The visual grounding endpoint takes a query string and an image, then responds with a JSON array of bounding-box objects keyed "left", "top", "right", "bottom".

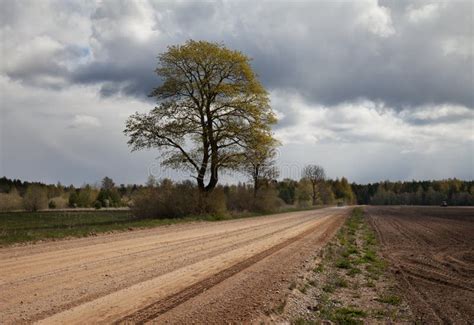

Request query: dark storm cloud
[
  {"left": 74, "top": 0, "right": 473, "bottom": 109},
  {"left": 5, "top": 0, "right": 471, "bottom": 110},
  {"left": 72, "top": 60, "right": 157, "bottom": 98}
]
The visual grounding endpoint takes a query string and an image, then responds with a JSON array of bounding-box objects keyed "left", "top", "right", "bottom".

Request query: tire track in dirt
[
  {"left": 116, "top": 217, "right": 335, "bottom": 323},
  {"left": 1, "top": 212, "right": 312, "bottom": 285},
  {"left": 147, "top": 210, "right": 347, "bottom": 324}
]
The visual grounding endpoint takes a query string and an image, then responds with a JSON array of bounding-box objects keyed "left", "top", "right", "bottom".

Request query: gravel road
[{"left": 0, "top": 207, "right": 348, "bottom": 324}]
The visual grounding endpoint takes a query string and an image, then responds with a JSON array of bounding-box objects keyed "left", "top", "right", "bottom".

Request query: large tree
[
  {"left": 302, "top": 164, "right": 326, "bottom": 205},
  {"left": 125, "top": 40, "right": 276, "bottom": 193}
]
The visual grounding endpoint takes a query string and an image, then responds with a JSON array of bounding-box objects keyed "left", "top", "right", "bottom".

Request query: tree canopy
[
  {"left": 125, "top": 40, "right": 277, "bottom": 192},
  {"left": 302, "top": 164, "right": 326, "bottom": 205},
  {"left": 243, "top": 133, "right": 280, "bottom": 197}
]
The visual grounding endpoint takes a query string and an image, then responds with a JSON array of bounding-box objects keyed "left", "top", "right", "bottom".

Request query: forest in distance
[{"left": 1, "top": 175, "right": 472, "bottom": 215}]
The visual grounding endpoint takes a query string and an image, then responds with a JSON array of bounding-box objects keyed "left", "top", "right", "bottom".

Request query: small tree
[
  {"left": 302, "top": 165, "right": 326, "bottom": 205},
  {"left": 68, "top": 191, "right": 78, "bottom": 208},
  {"left": 296, "top": 179, "right": 313, "bottom": 207},
  {"left": 243, "top": 133, "right": 280, "bottom": 198},
  {"left": 95, "top": 177, "right": 120, "bottom": 207},
  {"left": 48, "top": 200, "right": 57, "bottom": 209},
  {"left": 145, "top": 175, "right": 157, "bottom": 188},
  {"left": 319, "top": 182, "right": 335, "bottom": 205},
  {"left": 101, "top": 177, "right": 115, "bottom": 191},
  {"left": 277, "top": 179, "right": 298, "bottom": 204},
  {"left": 76, "top": 185, "right": 97, "bottom": 207},
  {"left": 0, "top": 187, "right": 23, "bottom": 211},
  {"left": 24, "top": 185, "right": 48, "bottom": 211}
]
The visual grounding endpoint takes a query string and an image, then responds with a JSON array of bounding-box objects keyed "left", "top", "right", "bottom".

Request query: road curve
[{"left": 0, "top": 207, "right": 348, "bottom": 324}]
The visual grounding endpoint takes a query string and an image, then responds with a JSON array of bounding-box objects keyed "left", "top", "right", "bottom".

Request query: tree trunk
[
  {"left": 312, "top": 182, "right": 317, "bottom": 206},
  {"left": 253, "top": 165, "right": 260, "bottom": 199}
]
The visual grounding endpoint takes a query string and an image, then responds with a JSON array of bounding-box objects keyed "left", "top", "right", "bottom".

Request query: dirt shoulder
[{"left": 269, "top": 207, "right": 413, "bottom": 324}]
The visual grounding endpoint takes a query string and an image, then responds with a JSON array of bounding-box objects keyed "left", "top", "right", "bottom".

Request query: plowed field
[{"left": 367, "top": 206, "right": 474, "bottom": 324}]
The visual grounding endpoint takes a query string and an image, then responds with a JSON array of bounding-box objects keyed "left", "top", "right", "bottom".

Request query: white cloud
[
  {"left": 68, "top": 115, "right": 101, "bottom": 129},
  {"left": 407, "top": 3, "right": 440, "bottom": 23},
  {"left": 355, "top": 1, "right": 395, "bottom": 37},
  {"left": 273, "top": 93, "right": 473, "bottom": 155}
]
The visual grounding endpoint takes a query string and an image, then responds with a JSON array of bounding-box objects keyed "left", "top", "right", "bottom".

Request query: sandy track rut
[{"left": 0, "top": 207, "right": 347, "bottom": 324}]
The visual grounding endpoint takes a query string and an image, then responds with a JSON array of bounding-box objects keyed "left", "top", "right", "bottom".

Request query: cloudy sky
[{"left": 1, "top": 0, "right": 473, "bottom": 186}]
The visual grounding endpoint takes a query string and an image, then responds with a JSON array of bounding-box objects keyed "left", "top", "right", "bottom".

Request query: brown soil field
[
  {"left": 367, "top": 206, "right": 474, "bottom": 324},
  {"left": 0, "top": 207, "right": 348, "bottom": 324}
]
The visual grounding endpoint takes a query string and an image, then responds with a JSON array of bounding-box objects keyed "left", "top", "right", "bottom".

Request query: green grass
[
  {"left": 299, "top": 283, "right": 310, "bottom": 294},
  {"left": 335, "top": 257, "right": 352, "bottom": 269},
  {"left": 376, "top": 294, "right": 402, "bottom": 305},
  {"left": 293, "top": 319, "right": 316, "bottom": 325},
  {"left": 322, "top": 282, "right": 335, "bottom": 293},
  {"left": 332, "top": 307, "right": 367, "bottom": 324},
  {"left": 347, "top": 267, "right": 362, "bottom": 276},
  {"left": 313, "top": 264, "right": 324, "bottom": 273},
  {"left": 334, "top": 276, "right": 348, "bottom": 288},
  {"left": 0, "top": 211, "right": 155, "bottom": 245},
  {"left": 0, "top": 210, "right": 234, "bottom": 246},
  {"left": 0, "top": 205, "right": 327, "bottom": 246}
]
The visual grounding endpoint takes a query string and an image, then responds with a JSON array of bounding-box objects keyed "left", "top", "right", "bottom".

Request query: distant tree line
[
  {"left": 352, "top": 179, "right": 474, "bottom": 206},
  {"left": 1, "top": 176, "right": 472, "bottom": 213},
  {"left": 0, "top": 176, "right": 139, "bottom": 212},
  {"left": 0, "top": 168, "right": 355, "bottom": 214}
]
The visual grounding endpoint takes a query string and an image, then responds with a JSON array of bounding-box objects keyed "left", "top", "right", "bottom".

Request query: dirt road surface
[
  {"left": 0, "top": 207, "right": 348, "bottom": 324},
  {"left": 367, "top": 206, "right": 474, "bottom": 324}
]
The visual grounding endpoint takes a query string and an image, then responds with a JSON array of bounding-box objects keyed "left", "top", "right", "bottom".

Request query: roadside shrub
[
  {"left": 48, "top": 200, "right": 56, "bottom": 209},
  {"left": 296, "top": 179, "right": 312, "bottom": 207},
  {"left": 94, "top": 200, "right": 102, "bottom": 209},
  {"left": 201, "top": 186, "right": 228, "bottom": 216},
  {"left": 97, "top": 188, "right": 121, "bottom": 207},
  {"left": 132, "top": 180, "right": 202, "bottom": 218},
  {"left": 0, "top": 189, "right": 24, "bottom": 211},
  {"left": 253, "top": 187, "right": 284, "bottom": 213},
  {"left": 23, "top": 185, "right": 48, "bottom": 211},
  {"left": 132, "top": 187, "right": 160, "bottom": 218},
  {"left": 49, "top": 196, "right": 68, "bottom": 209},
  {"left": 68, "top": 191, "right": 78, "bottom": 208},
  {"left": 132, "top": 178, "right": 290, "bottom": 219},
  {"left": 76, "top": 185, "right": 98, "bottom": 207},
  {"left": 225, "top": 183, "right": 254, "bottom": 212}
]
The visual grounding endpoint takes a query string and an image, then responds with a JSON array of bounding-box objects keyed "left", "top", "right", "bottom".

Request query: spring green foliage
[
  {"left": 23, "top": 185, "right": 48, "bottom": 211},
  {"left": 243, "top": 136, "right": 280, "bottom": 198},
  {"left": 330, "top": 177, "right": 355, "bottom": 204},
  {"left": 124, "top": 40, "right": 277, "bottom": 193}
]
